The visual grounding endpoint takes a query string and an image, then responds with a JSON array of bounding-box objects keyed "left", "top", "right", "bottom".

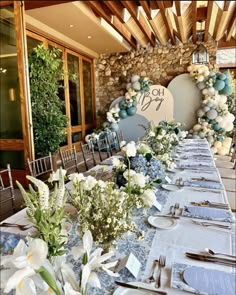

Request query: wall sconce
[{"left": 9, "top": 88, "right": 16, "bottom": 102}]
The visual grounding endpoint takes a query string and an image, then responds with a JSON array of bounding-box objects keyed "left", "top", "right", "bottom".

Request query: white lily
[
  {"left": 80, "top": 248, "right": 119, "bottom": 292},
  {"left": 55, "top": 168, "right": 66, "bottom": 209},
  {"left": 64, "top": 282, "right": 81, "bottom": 295},
  {"left": 26, "top": 176, "right": 49, "bottom": 209},
  {"left": 71, "top": 230, "right": 93, "bottom": 260}
]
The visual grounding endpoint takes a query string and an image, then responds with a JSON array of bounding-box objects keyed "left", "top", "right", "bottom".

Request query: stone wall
[{"left": 94, "top": 40, "right": 217, "bottom": 126}]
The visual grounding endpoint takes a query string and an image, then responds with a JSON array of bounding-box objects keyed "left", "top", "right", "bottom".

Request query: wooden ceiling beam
[
  {"left": 197, "top": 7, "right": 207, "bottom": 21},
  {"left": 86, "top": 1, "right": 137, "bottom": 49},
  {"left": 139, "top": 1, "right": 152, "bottom": 20},
  {"left": 102, "top": 1, "right": 124, "bottom": 23},
  {"left": 225, "top": 3, "right": 236, "bottom": 41},
  {"left": 121, "top": 0, "right": 156, "bottom": 46},
  {"left": 156, "top": 0, "right": 176, "bottom": 44},
  {"left": 204, "top": 0, "right": 213, "bottom": 42},
  {"left": 175, "top": 0, "right": 181, "bottom": 16},
  {"left": 218, "top": 37, "right": 236, "bottom": 49},
  {"left": 163, "top": 1, "right": 173, "bottom": 9},
  {"left": 192, "top": 1, "right": 197, "bottom": 43},
  {"left": 223, "top": 1, "right": 231, "bottom": 11}
]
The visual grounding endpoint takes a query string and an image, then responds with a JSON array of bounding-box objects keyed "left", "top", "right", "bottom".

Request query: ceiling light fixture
[
  {"left": 69, "top": 24, "right": 74, "bottom": 28},
  {"left": 87, "top": 36, "right": 92, "bottom": 39}
]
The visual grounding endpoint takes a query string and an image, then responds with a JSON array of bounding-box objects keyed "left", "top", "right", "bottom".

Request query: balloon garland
[
  {"left": 105, "top": 75, "right": 151, "bottom": 131},
  {"left": 187, "top": 64, "right": 235, "bottom": 155}
]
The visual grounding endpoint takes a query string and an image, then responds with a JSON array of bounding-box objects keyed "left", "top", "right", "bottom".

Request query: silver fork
[
  {"left": 155, "top": 255, "right": 166, "bottom": 288},
  {"left": 144, "top": 259, "right": 158, "bottom": 283},
  {"left": 192, "top": 220, "right": 231, "bottom": 229}
]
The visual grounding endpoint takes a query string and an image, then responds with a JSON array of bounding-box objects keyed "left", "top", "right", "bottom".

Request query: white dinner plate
[
  {"left": 113, "top": 282, "right": 157, "bottom": 295},
  {"left": 161, "top": 184, "right": 182, "bottom": 191},
  {"left": 148, "top": 216, "right": 177, "bottom": 229}
]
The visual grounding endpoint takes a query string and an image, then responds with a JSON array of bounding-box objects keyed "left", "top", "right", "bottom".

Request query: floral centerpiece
[
  {"left": 69, "top": 173, "right": 134, "bottom": 250},
  {"left": 0, "top": 231, "right": 118, "bottom": 295},
  {"left": 112, "top": 141, "right": 158, "bottom": 211},
  {"left": 141, "top": 121, "right": 187, "bottom": 169},
  {"left": 16, "top": 168, "right": 68, "bottom": 257}
]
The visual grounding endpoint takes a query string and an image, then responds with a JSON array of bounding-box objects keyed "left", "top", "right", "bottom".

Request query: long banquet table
[{"left": 1, "top": 139, "right": 235, "bottom": 295}]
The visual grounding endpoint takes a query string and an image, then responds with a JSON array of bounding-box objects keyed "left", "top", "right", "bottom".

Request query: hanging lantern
[{"left": 192, "top": 43, "right": 209, "bottom": 64}]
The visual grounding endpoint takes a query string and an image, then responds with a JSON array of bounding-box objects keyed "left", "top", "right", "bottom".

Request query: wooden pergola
[{"left": 25, "top": 0, "right": 236, "bottom": 49}]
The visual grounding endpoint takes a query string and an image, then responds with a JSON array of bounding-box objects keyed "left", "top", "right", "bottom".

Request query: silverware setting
[
  {"left": 185, "top": 252, "right": 236, "bottom": 267},
  {"left": 155, "top": 255, "right": 166, "bottom": 289},
  {"left": 205, "top": 248, "right": 236, "bottom": 259},
  {"left": 145, "top": 259, "right": 159, "bottom": 283},
  {"left": 0, "top": 222, "right": 32, "bottom": 231},
  {"left": 190, "top": 201, "right": 230, "bottom": 210},
  {"left": 115, "top": 281, "right": 168, "bottom": 295},
  {"left": 192, "top": 219, "right": 232, "bottom": 229}
]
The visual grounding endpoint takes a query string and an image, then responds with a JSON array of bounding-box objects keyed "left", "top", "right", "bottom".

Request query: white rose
[
  {"left": 122, "top": 141, "right": 137, "bottom": 157},
  {"left": 130, "top": 173, "right": 147, "bottom": 188},
  {"left": 141, "top": 189, "right": 156, "bottom": 207},
  {"left": 112, "top": 158, "right": 121, "bottom": 167},
  {"left": 82, "top": 175, "right": 97, "bottom": 190},
  {"left": 123, "top": 169, "right": 136, "bottom": 180},
  {"left": 69, "top": 173, "right": 85, "bottom": 182}
]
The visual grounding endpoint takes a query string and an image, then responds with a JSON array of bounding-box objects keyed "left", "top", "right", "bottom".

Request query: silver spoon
[{"left": 205, "top": 248, "right": 236, "bottom": 259}]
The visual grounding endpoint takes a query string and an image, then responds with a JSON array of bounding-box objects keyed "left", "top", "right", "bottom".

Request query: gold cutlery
[{"left": 115, "top": 281, "right": 168, "bottom": 295}]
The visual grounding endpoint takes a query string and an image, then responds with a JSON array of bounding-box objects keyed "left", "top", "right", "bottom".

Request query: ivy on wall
[{"left": 28, "top": 45, "right": 67, "bottom": 156}]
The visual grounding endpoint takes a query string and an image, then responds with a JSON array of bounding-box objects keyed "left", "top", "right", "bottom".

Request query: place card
[
  {"left": 165, "top": 176, "right": 172, "bottom": 183},
  {"left": 114, "top": 253, "right": 141, "bottom": 278},
  {"left": 153, "top": 200, "right": 162, "bottom": 211}
]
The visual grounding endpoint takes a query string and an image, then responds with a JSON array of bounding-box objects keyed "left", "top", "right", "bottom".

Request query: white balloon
[
  {"left": 193, "top": 124, "right": 202, "bottom": 132},
  {"left": 197, "top": 75, "right": 204, "bottom": 82},
  {"left": 227, "top": 113, "right": 235, "bottom": 123},
  {"left": 207, "top": 109, "right": 218, "bottom": 120},
  {"left": 207, "top": 87, "right": 215, "bottom": 96},
  {"left": 224, "top": 137, "right": 232, "bottom": 144},
  {"left": 225, "top": 122, "right": 234, "bottom": 132},
  {"left": 219, "top": 95, "right": 227, "bottom": 104},
  {"left": 202, "top": 122, "right": 208, "bottom": 127},
  {"left": 218, "top": 147, "right": 229, "bottom": 156},
  {"left": 202, "top": 89, "right": 208, "bottom": 95},
  {"left": 215, "top": 116, "right": 223, "bottom": 123},
  {"left": 187, "top": 65, "right": 193, "bottom": 72},
  {"left": 214, "top": 141, "right": 222, "bottom": 149}
]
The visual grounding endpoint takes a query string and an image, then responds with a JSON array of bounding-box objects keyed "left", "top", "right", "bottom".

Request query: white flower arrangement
[
  {"left": 16, "top": 168, "right": 68, "bottom": 257},
  {"left": 69, "top": 174, "right": 134, "bottom": 247},
  {"left": 0, "top": 231, "right": 118, "bottom": 295},
  {"left": 106, "top": 104, "right": 120, "bottom": 123}
]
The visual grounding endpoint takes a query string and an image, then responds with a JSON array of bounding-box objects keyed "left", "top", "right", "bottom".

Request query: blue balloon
[
  {"left": 213, "top": 123, "right": 220, "bottom": 131},
  {"left": 119, "top": 100, "right": 126, "bottom": 110},
  {"left": 213, "top": 79, "right": 225, "bottom": 91},
  {"left": 224, "top": 71, "right": 230, "bottom": 78},
  {"left": 219, "top": 85, "right": 232, "bottom": 96},
  {"left": 218, "top": 73, "right": 226, "bottom": 80},
  {"left": 119, "top": 109, "right": 128, "bottom": 119},
  {"left": 224, "top": 78, "right": 230, "bottom": 85},
  {"left": 127, "top": 106, "right": 137, "bottom": 116}
]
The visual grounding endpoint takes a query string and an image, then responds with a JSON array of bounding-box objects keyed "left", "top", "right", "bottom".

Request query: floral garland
[{"left": 187, "top": 64, "right": 235, "bottom": 155}]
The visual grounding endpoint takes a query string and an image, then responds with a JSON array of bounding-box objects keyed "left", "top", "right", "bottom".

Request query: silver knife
[{"left": 115, "top": 281, "right": 168, "bottom": 295}]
